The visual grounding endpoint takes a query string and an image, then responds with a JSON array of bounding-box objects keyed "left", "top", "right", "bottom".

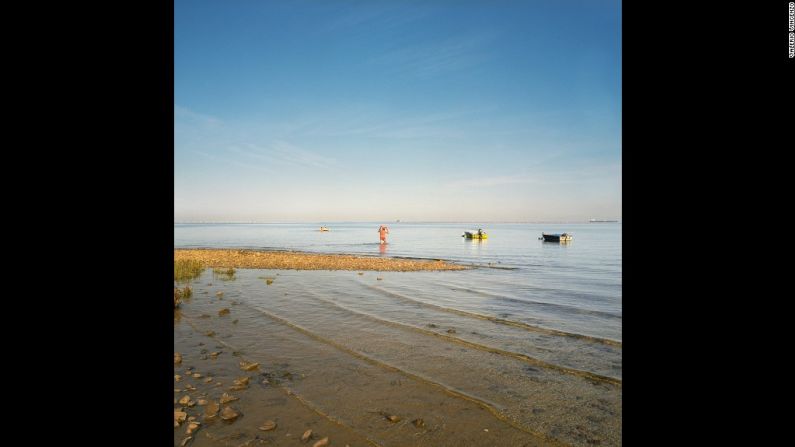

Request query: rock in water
[
  {"left": 301, "top": 429, "right": 312, "bottom": 441},
  {"left": 174, "top": 353, "right": 182, "bottom": 365},
  {"left": 204, "top": 401, "right": 220, "bottom": 418},
  {"left": 312, "top": 437, "right": 329, "bottom": 447},
  {"left": 220, "top": 392, "right": 238, "bottom": 404},
  {"left": 186, "top": 422, "right": 200, "bottom": 435},
  {"left": 239, "top": 361, "right": 260, "bottom": 371},
  {"left": 180, "top": 436, "right": 192, "bottom": 446},
  {"left": 233, "top": 377, "right": 250, "bottom": 386},
  {"left": 174, "top": 410, "right": 187, "bottom": 426},
  {"left": 219, "top": 308, "right": 230, "bottom": 316},
  {"left": 178, "top": 395, "right": 191, "bottom": 405},
  {"left": 220, "top": 406, "right": 240, "bottom": 422},
  {"left": 412, "top": 418, "right": 426, "bottom": 428},
  {"left": 258, "top": 420, "right": 277, "bottom": 431}
]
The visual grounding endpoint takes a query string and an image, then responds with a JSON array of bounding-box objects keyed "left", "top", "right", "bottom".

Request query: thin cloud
[
  {"left": 370, "top": 34, "right": 495, "bottom": 78},
  {"left": 174, "top": 105, "right": 222, "bottom": 127},
  {"left": 192, "top": 150, "right": 275, "bottom": 174},
  {"left": 226, "top": 142, "right": 339, "bottom": 171},
  {"left": 323, "top": 2, "right": 431, "bottom": 32}
]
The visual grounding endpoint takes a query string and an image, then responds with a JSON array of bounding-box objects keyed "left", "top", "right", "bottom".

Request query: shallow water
[
  {"left": 175, "top": 222, "right": 621, "bottom": 342},
  {"left": 174, "top": 269, "right": 621, "bottom": 446}
]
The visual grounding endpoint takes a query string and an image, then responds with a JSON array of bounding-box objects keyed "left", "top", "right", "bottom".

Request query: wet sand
[
  {"left": 174, "top": 268, "right": 621, "bottom": 447},
  {"left": 175, "top": 249, "right": 468, "bottom": 271}
]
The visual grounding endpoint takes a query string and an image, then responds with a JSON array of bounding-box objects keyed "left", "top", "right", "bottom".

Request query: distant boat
[
  {"left": 463, "top": 230, "right": 488, "bottom": 239},
  {"left": 541, "top": 232, "right": 572, "bottom": 242},
  {"left": 589, "top": 219, "right": 618, "bottom": 223},
  {"left": 319, "top": 226, "right": 330, "bottom": 232}
]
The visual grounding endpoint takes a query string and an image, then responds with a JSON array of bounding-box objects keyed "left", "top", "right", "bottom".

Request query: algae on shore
[{"left": 175, "top": 249, "right": 468, "bottom": 272}]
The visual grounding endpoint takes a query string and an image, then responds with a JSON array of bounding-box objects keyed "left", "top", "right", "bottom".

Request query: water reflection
[{"left": 378, "top": 243, "right": 387, "bottom": 255}]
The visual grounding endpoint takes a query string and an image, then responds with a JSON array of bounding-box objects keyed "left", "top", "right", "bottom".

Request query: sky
[{"left": 175, "top": 0, "right": 621, "bottom": 222}]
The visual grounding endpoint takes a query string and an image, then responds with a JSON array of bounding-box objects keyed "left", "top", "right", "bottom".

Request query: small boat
[
  {"left": 541, "top": 232, "right": 572, "bottom": 242},
  {"left": 463, "top": 230, "right": 488, "bottom": 239},
  {"left": 319, "top": 227, "right": 330, "bottom": 232}
]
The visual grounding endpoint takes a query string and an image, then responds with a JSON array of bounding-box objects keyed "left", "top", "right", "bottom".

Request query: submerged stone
[
  {"left": 220, "top": 393, "right": 238, "bottom": 404},
  {"left": 174, "top": 410, "right": 187, "bottom": 426},
  {"left": 258, "top": 420, "right": 277, "bottom": 431},
  {"left": 239, "top": 361, "right": 260, "bottom": 371},
  {"left": 301, "top": 429, "right": 312, "bottom": 441},
  {"left": 186, "top": 422, "right": 200, "bottom": 435},
  {"left": 174, "top": 353, "right": 182, "bottom": 365},
  {"left": 204, "top": 401, "right": 220, "bottom": 418},
  {"left": 220, "top": 406, "right": 240, "bottom": 422},
  {"left": 312, "top": 437, "right": 329, "bottom": 447},
  {"left": 219, "top": 308, "right": 230, "bottom": 316}
]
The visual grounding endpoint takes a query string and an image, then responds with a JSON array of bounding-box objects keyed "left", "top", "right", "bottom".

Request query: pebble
[
  {"left": 312, "top": 437, "right": 329, "bottom": 447},
  {"left": 234, "top": 377, "right": 250, "bottom": 386},
  {"left": 412, "top": 418, "right": 426, "bottom": 428},
  {"left": 178, "top": 395, "right": 191, "bottom": 405},
  {"left": 386, "top": 415, "right": 400, "bottom": 423},
  {"left": 174, "top": 410, "right": 187, "bottom": 426},
  {"left": 258, "top": 420, "right": 277, "bottom": 431},
  {"left": 204, "top": 401, "right": 220, "bottom": 418},
  {"left": 186, "top": 422, "right": 200, "bottom": 435},
  {"left": 240, "top": 361, "right": 260, "bottom": 371},
  {"left": 301, "top": 429, "right": 312, "bottom": 441},
  {"left": 175, "top": 374, "right": 182, "bottom": 382},
  {"left": 220, "top": 392, "right": 238, "bottom": 404},
  {"left": 219, "top": 308, "right": 230, "bottom": 316},
  {"left": 216, "top": 291, "right": 224, "bottom": 297},
  {"left": 220, "top": 406, "right": 240, "bottom": 422},
  {"left": 174, "top": 353, "right": 182, "bottom": 365},
  {"left": 180, "top": 436, "right": 192, "bottom": 446},
  {"left": 192, "top": 373, "right": 202, "bottom": 379},
  {"left": 197, "top": 399, "right": 208, "bottom": 406}
]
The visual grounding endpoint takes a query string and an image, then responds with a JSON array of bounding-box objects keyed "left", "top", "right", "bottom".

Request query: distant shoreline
[{"left": 174, "top": 248, "right": 469, "bottom": 271}]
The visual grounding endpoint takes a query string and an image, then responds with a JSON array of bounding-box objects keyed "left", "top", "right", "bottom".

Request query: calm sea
[{"left": 174, "top": 222, "right": 621, "bottom": 342}]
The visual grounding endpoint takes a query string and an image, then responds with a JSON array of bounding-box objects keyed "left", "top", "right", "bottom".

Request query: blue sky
[{"left": 175, "top": 0, "right": 621, "bottom": 222}]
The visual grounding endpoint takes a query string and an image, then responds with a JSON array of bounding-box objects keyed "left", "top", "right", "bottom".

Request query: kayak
[{"left": 463, "top": 231, "right": 488, "bottom": 239}]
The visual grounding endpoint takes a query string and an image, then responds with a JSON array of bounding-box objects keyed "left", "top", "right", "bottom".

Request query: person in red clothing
[{"left": 378, "top": 225, "right": 389, "bottom": 244}]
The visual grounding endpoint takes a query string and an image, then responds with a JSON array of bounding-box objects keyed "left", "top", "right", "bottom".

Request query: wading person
[{"left": 378, "top": 225, "right": 389, "bottom": 244}]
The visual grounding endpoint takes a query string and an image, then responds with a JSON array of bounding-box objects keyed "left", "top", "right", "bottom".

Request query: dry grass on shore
[{"left": 174, "top": 249, "right": 468, "bottom": 272}]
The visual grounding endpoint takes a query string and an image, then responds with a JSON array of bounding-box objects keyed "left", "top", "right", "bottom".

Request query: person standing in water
[{"left": 378, "top": 225, "right": 389, "bottom": 244}]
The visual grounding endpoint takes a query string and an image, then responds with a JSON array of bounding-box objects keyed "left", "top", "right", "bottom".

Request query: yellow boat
[{"left": 463, "top": 230, "right": 488, "bottom": 239}]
